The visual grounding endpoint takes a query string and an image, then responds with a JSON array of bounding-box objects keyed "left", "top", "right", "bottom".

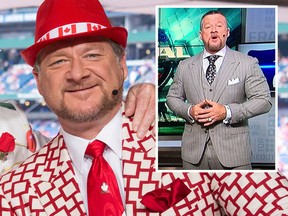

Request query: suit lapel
[
  {"left": 29, "top": 135, "right": 86, "bottom": 215},
  {"left": 189, "top": 53, "right": 206, "bottom": 101},
  {"left": 121, "top": 107, "right": 161, "bottom": 215},
  {"left": 213, "top": 48, "right": 239, "bottom": 102}
]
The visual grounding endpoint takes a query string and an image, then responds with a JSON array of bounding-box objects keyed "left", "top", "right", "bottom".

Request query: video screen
[
  {"left": 158, "top": 8, "right": 241, "bottom": 136},
  {"left": 237, "top": 43, "right": 275, "bottom": 91}
]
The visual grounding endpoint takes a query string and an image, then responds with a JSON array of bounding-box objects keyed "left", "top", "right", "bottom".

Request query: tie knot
[
  {"left": 85, "top": 140, "right": 106, "bottom": 158},
  {"left": 207, "top": 55, "right": 220, "bottom": 64}
]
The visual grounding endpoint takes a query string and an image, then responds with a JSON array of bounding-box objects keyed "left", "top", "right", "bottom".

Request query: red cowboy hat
[{"left": 21, "top": 0, "right": 128, "bottom": 67}]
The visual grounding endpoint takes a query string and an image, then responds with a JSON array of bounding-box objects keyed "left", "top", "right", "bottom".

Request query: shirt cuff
[
  {"left": 187, "top": 105, "right": 195, "bottom": 123},
  {"left": 223, "top": 105, "right": 231, "bottom": 124}
]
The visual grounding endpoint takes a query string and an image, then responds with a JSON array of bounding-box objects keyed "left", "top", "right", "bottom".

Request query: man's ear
[
  {"left": 32, "top": 70, "right": 43, "bottom": 96},
  {"left": 120, "top": 54, "right": 128, "bottom": 80},
  {"left": 227, "top": 28, "right": 230, "bottom": 37}
]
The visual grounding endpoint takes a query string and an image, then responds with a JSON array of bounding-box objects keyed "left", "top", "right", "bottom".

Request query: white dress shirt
[
  {"left": 60, "top": 108, "right": 124, "bottom": 213},
  {"left": 202, "top": 46, "right": 226, "bottom": 73}
]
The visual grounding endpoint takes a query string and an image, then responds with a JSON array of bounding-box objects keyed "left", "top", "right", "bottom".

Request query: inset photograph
[{"left": 157, "top": 6, "right": 276, "bottom": 171}]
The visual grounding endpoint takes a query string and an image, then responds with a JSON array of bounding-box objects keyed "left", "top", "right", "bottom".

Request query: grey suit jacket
[{"left": 166, "top": 47, "right": 272, "bottom": 167}]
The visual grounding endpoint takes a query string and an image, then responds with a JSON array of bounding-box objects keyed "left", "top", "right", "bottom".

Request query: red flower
[{"left": 0, "top": 132, "right": 16, "bottom": 153}]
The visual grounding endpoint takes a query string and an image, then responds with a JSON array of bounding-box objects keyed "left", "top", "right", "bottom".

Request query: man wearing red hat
[{"left": 1, "top": 0, "right": 288, "bottom": 215}]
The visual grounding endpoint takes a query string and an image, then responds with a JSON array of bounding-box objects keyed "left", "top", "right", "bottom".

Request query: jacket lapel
[
  {"left": 189, "top": 53, "right": 206, "bottom": 101},
  {"left": 29, "top": 135, "right": 86, "bottom": 215},
  {"left": 121, "top": 108, "right": 161, "bottom": 215},
  {"left": 213, "top": 48, "right": 239, "bottom": 102}
]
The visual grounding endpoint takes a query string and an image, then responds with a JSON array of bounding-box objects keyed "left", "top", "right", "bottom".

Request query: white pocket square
[{"left": 228, "top": 78, "right": 240, "bottom": 85}]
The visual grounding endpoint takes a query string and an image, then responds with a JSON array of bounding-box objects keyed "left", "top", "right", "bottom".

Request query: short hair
[{"left": 200, "top": 10, "right": 227, "bottom": 30}]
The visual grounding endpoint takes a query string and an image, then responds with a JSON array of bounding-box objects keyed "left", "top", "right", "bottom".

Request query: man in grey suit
[{"left": 166, "top": 10, "right": 272, "bottom": 170}]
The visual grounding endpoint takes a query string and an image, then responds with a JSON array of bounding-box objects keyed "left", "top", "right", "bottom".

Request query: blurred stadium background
[
  {"left": 278, "top": 22, "right": 288, "bottom": 174},
  {"left": 0, "top": 3, "right": 156, "bottom": 138}
]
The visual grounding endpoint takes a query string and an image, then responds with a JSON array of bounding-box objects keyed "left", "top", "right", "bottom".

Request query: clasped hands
[{"left": 190, "top": 100, "right": 226, "bottom": 127}]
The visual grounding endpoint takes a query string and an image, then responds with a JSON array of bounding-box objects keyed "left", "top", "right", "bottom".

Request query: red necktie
[{"left": 85, "top": 140, "right": 124, "bottom": 216}]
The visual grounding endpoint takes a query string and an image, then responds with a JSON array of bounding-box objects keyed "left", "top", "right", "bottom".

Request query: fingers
[
  {"left": 198, "top": 100, "right": 209, "bottom": 107},
  {"left": 125, "top": 83, "right": 155, "bottom": 139},
  {"left": 133, "top": 86, "right": 155, "bottom": 138},
  {"left": 125, "top": 85, "right": 138, "bottom": 117},
  {"left": 204, "top": 99, "right": 214, "bottom": 106},
  {"left": 194, "top": 100, "right": 216, "bottom": 124},
  {"left": 203, "top": 117, "right": 215, "bottom": 126},
  {"left": 192, "top": 105, "right": 209, "bottom": 121},
  {"left": 193, "top": 100, "right": 227, "bottom": 126},
  {"left": 198, "top": 116, "right": 215, "bottom": 123},
  {"left": 191, "top": 102, "right": 208, "bottom": 120},
  {"left": 136, "top": 107, "right": 155, "bottom": 139}
]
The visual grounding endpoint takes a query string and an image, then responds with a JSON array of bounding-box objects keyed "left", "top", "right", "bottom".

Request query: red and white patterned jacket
[{"left": 0, "top": 108, "right": 288, "bottom": 215}]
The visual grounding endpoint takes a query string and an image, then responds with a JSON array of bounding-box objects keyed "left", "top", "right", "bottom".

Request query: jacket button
[{"left": 209, "top": 89, "right": 212, "bottom": 92}]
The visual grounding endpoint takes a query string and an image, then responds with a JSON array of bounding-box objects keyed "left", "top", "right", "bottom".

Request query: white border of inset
[{"left": 155, "top": 4, "right": 278, "bottom": 173}]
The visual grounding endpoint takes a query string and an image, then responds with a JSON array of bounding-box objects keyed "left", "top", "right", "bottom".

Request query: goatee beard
[{"left": 50, "top": 90, "right": 122, "bottom": 123}]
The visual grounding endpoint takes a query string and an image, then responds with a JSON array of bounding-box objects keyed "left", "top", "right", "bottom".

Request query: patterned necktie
[
  {"left": 206, "top": 55, "right": 220, "bottom": 85},
  {"left": 85, "top": 140, "right": 124, "bottom": 216}
]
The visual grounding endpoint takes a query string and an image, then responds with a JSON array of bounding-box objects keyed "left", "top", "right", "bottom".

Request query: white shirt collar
[
  {"left": 203, "top": 46, "right": 227, "bottom": 59},
  {"left": 60, "top": 108, "right": 122, "bottom": 174}
]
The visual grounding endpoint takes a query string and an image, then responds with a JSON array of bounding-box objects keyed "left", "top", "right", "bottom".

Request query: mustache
[
  {"left": 64, "top": 82, "right": 99, "bottom": 92},
  {"left": 210, "top": 33, "right": 219, "bottom": 38}
]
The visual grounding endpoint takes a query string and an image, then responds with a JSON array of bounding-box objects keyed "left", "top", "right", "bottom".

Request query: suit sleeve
[
  {"left": 166, "top": 60, "right": 194, "bottom": 123},
  {"left": 228, "top": 57, "right": 272, "bottom": 124}
]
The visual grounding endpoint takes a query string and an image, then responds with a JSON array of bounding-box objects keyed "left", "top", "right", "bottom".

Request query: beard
[
  {"left": 207, "top": 38, "right": 224, "bottom": 52},
  {"left": 47, "top": 89, "right": 122, "bottom": 123}
]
